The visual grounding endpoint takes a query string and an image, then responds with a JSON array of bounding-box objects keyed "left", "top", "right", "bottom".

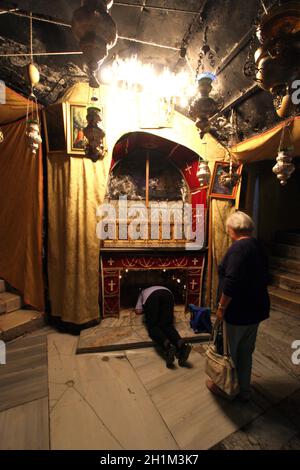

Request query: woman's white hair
[{"left": 226, "top": 211, "right": 254, "bottom": 234}]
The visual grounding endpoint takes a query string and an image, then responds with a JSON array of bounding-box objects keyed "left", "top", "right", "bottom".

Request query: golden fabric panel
[
  {"left": 0, "top": 119, "right": 44, "bottom": 310},
  {"left": 47, "top": 154, "right": 109, "bottom": 324},
  {"left": 210, "top": 199, "right": 235, "bottom": 309},
  {"left": 231, "top": 117, "right": 300, "bottom": 163}
]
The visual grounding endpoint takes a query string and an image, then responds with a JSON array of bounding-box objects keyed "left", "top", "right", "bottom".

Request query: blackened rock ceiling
[{"left": 0, "top": 0, "right": 292, "bottom": 139}]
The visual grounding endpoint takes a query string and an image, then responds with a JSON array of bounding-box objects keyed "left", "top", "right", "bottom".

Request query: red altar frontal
[{"left": 100, "top": 252, "right": 205, "bottom": 318}]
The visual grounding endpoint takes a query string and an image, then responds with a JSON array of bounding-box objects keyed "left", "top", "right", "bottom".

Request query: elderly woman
[{"left": 207, "top": 211, "right": 270, "bottom": 402}]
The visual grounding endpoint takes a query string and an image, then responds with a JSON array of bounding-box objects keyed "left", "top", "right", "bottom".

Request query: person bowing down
[{"left": 135, "top": 286, "right": 192, "bottom": 368}]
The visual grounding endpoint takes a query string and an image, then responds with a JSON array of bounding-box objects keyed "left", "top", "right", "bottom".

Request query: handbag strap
[
  {"left": 222, "top": 321, "right": 232, "bottom": 357},
  {"left": 210, "top": 318, "right": 220, "bottom": 343}
]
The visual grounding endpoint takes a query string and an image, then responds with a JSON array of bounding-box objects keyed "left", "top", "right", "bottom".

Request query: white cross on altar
[
  {"left": 192, "top": 258, "right": 199, "bottom": 266},
  {"left": 108, "top": 258, "right": 114, "bottom": 267},
  {"left": 108, "top": 280, "right": 116, "bottom": 292},
  {"left": 190, "top": 280, "right": 198, "bottom": 290},
  {"left": 185, "top": 163, "right": 193, "bottom": 175}
]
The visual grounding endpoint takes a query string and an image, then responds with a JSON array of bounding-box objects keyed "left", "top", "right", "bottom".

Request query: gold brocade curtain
[
  {"left": 0, "top": 119, "right": 44, "bottom": 310},
  {"left": 210, "top": 199, "right": 235, "bottom": 309},
  {"left": 47, "top": 154, "right": 108, "bottom": 324}
]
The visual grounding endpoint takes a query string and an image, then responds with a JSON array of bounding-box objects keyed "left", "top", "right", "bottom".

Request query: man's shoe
[
  {"left": 176, "top": 343, "right": 192, "bottom": 366},
  {"left": 165, "top": 344, "right": 176, "bottom": 368}
]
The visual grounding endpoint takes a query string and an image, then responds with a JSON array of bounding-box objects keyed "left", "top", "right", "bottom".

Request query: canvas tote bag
[{"left": 205, "top": 320, "right": 239, "bottom": 397}]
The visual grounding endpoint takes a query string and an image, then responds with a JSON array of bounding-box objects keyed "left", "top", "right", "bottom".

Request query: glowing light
[{"left": 99, "top": 55, "right": 196, "bottom": 107}]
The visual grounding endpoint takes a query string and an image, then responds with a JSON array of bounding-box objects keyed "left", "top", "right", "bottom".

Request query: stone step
[
  {"left": 271, "top": 270, "right": 300, "bottom": 294},
  {"left": 271, "top": 242, "right": 300, "bottom": 260},
  {"left": 0, "top": 279, "right": 5, "bottom": 293},
  {"left": 276, "top": 231, "right": 300, "bottom": 247},
  {"left": 0, "top": 292, "right": 22, "bottom": 315},
  {"left": 270, "top": 256, "right": 300, "bottom": 276},
  {"left": 0, "top": 309, "right": 45, "bottom": 342},
  {"left": 269, "top": 286, "right": 300, "bottom": 317}
]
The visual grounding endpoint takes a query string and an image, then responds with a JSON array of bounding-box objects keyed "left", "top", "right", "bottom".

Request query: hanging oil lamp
[
  {"left": 72, "top": 0, "right": 117, "bottom": 87},
  {"left": 253, "top": 1, "right": 300, "bottom": 117},
  {"left": 189, "top": 73, "right": 219, "bottom": 139},
  {"left": 25, "top": 13, "right": 42, "bottom": 156},
  {"left": 219, "top": 156, "right": 241, "bottom": 190},
  {"left": 272, "top": 124, "right": 295, "bottom": 186},
  {"left": 272, "top": 149, "right": 295, "bottom": 186},
  {"left": 83, "top": 93, "right": 106, "bottom": 161},
  {"left": 196, "top": 141, "right": 211, "bottom": 187},
  {"left": 197, "top": 161, "right": 211, "bottom": 187}
]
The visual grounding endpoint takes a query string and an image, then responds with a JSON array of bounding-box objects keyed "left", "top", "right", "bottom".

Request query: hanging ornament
[
  {"left": 272, "top": 124, "right": 295, "bottom": 186},
  {"left": 83, "top": 90, "right": 106, "bottom": 161},
  {"left": 272, "top": 149, "right": 295, "bottom": 186},
  {"left": 219, "top": 155, "right": 241, "bottom": 190},
  {"left": 25, "top": 13, "right": 42, "bottom": 156},
  {"left": 197, "top": 161, "right": 211, "bottom": 187},
  {"left": 196, "top": 141, "right": 211, "bottom": 187}
]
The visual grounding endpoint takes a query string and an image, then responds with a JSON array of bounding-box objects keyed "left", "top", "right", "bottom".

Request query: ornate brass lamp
[
  {"left": 254, "top": 1, "right": 300, "bottom": 117},
  {"left": 72, "top": 0, "right": 117, "bottom": 87},
  {"left": 83, "top": 104, "right": 106, "bottom": 161},
  {"left": 189, "top": 73, "right": 220, "bottom": 139}
]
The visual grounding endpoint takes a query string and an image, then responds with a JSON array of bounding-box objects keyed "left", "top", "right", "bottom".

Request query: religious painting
[
  {"left": 209, "top": 161, "right": 243, "bottom": 200},
  {"left": 66, "top": 103, "right": 88, "bottom": 155},
  {"left": 43, "top": 104, "right": 66, "bottom": 153}
]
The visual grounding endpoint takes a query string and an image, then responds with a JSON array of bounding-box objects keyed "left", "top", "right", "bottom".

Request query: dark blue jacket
[{"left": 218, "top": 238, "right": 270, "bottom": 326}]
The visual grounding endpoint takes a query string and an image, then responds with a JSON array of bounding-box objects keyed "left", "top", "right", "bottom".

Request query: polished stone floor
[
  {"left": 0, "top": 309, "right": 299, "bottom": 450},
  {"left": 77, "top": 306, "right": 210, "bottom": 354}
]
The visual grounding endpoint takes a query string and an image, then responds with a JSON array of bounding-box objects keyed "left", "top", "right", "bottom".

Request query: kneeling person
[{"left": 135, "top": 286, "right": 191, "bottom": 367}]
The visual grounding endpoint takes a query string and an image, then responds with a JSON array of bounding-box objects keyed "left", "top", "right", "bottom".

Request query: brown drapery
[
  {"left": 0, "top": 119, "right": 44, "bottom": 310},
  {"left": 47, "top": 154, "right": 108, "bottom": 324}
]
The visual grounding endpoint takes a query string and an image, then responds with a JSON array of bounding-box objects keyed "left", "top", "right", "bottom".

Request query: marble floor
[
  {"left": 0, "top": 310, "right": 300, "bottom": 450},
  {"left": 77, "top": 306, "right": 210, "bottom": 354}
]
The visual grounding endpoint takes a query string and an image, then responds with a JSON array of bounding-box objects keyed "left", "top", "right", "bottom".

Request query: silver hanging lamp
[
  {"left": 272, "top": 124, "right": 295, "bottom": 186},
  {"left": 197, "top": 140, "right": 211, "bottom": 187}
]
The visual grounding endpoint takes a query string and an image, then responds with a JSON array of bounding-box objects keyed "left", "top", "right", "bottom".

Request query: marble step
[
  {"left": 269, "top": 286, "right": 300, "bottom": 317},
  {"left": 0, "top": 309, "right": 45, "bottom": 342},
  {"left": 271, "top": 270, "right": 300, "bottom": 294},
  {"left": 0, "top": 292, "right": 22, "bottom": 315},
  {"left": 0, "top": 279, "right": 5, "bottom": 293},
  {"left": 270, "top": 256, "right": 300, "bottom": 276},
  {"left": 276, "top": 231, "right": 300, "bottom": 247},
  {"left": 271, "top": 242, "right": 300, "bottom": 260}
]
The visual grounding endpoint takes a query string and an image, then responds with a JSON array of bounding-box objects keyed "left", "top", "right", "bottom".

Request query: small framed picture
[
  {"left": 66, "top": 103, "right": 88, "bottom": 155},
  {"left": 209, "top": 161, "right": 243, "bottom": 200}
]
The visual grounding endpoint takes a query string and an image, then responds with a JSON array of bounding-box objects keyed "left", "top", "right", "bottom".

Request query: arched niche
[{"left": 101, "top": 131, "right": 208, "bottom": 249}]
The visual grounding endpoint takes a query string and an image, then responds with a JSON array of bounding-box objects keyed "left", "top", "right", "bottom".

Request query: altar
[
  {"left": 98, "top": 131, "right": 208, "bottom": 318},
  {"left": 100, "top": 251, "right": 206, "bottom": 317}
]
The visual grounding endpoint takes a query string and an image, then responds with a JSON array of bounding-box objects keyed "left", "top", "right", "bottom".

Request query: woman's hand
[{"left": 216, "top": 307, "right": 225, "bottom": 321}]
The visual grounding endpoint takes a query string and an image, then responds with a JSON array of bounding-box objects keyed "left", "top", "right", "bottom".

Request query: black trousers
[{"left": 143, "top": 289, "right": 181, "bottom": 349}]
